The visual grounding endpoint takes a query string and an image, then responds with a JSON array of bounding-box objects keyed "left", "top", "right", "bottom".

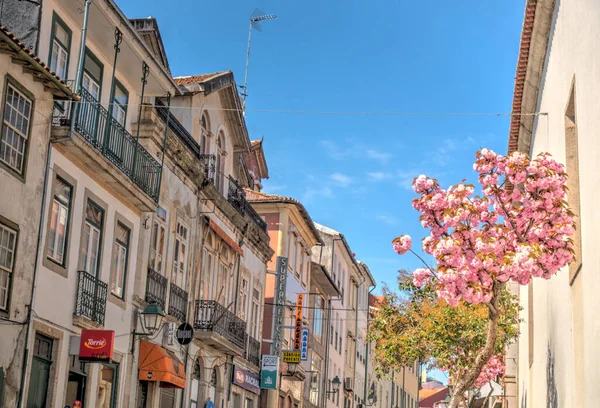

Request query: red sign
[{"left": 79, "top": 330, "right": 114, "bottom": 362}]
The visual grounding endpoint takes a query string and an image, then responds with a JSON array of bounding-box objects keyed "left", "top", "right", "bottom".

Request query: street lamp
[
  {"left": 138, "top": 302, "right": 165, "bottom": 335},
  {"left": 327, "top": 376, "right": 341, "bottom": 395}
]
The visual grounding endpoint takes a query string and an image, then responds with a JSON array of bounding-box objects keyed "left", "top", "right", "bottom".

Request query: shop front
[{"left": 231, "top": 365, "right": 260, "bottom": 408}]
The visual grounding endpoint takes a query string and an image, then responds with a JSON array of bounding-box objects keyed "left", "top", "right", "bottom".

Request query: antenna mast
[{"left": 241, "top": 9, "right": 277, "bottom": 112}]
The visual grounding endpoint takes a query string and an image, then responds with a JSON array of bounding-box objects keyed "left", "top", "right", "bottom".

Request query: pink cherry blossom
[
  {"left": 392, "top": 235, "right": 412, "bottom": 255},
  {"left": 412, "top": 268, "right": 432, "bottom": 287}
]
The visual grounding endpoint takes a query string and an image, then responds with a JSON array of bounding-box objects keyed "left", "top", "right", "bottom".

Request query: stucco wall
[{"left": 518, "top": 1, "right": 600, "bottom": 407}]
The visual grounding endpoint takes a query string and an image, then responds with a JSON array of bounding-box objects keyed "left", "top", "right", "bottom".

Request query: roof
[
  {"left": 314, "top": 222, "right": 363, "bottom": 278},
  {"left": 369, "top": 295, "right": 385, "bottom": 308},
  {"left": 0, "top": 26, "right": 78, "bottom": 100},
  {"left": 245, "top": 189, "right": 323, "bottom": 245},
  {"left": 419, "top": 387, "right": 449, "bottom": 408},
  {"left": 129, "top": 17, "right": 171, "bottom": 74},
  {"left": 174, "top": 71, "right": 230, "bottom": 86}
]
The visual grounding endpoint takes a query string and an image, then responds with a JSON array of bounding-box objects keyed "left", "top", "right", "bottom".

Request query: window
[
  {"left": 309, "top": 353, "right": 322, "bottom": 405},
  {"left": 215, "top": 131, "right": 226, "bottom": 194},
  {"left": 111, "top": 81, "right": 128, "bottom": 126},
  {"left": 49, "top": 13, "right": 71, "bottom": 79},
  {"left": 172, "top": 220, "right": 188, "bottom": 288},
  {"left": 26, "top": 334, "right": 53, "bottom": 408},
  {"left": 0, "top": 83, "right": 32, "bottom": 174},
  {"left": 110, "top": 222, "right": 129, "bottom": 298},
  {"left": 203, "top": 249, "right": 214, "bottom": 300},
  {"left": 0, "top": 222, "right": 17, "bottom": 310},
  {"left": 82, "top": 49, "right": 103, "bottom": 100},
  {"left": 201, "top": 112, "right": 211, "bottom": 154},
  {"left": 47, "top": 176, "right": 72, "bottom": 265},
  {"left": 251, "top": 287, "right": 260, "bottom": 338},
  {"left": 149, "top": 207, "right": 167, "bottom": 274},
  {"left": 79, "top": 199, "right": 103, "bottom": 276},
  {"left": 239, "top": 276, "right": 249, "bottom": 320},
  {"left": 313, "top": 295, "right": 324, "bottom": 342}
]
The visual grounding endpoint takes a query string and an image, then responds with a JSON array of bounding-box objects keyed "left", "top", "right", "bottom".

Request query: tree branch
[{"left": 409, "top": 249, "right": 440, "bottom": 280}]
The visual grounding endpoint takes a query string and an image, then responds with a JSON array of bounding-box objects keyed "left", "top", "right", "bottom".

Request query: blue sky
[{"left": 121, "top": 0, "right": 524, "bottom": 291}]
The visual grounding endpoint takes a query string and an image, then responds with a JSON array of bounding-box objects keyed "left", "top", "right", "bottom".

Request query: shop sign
[
  {"left": 282, "top": 350, "right": 301, "bottom": 363},
  {"left": 232, "top": 365, "right": 260, "bottom": 394},
  {"left": 176, "top": 323, "right": 194, "bottom": 345},
  {"left": 294, "top": 293, "right": 304, "bottom": 350},
  {"left": 273, "top": 257, "right": 288, "bottom": 355},
  {"left": 260, "top": 355, "right": 279, "bottom": 389},
  {"left": 300, "top": 328, "right": 309, "bottom": 360},
  {"left": 79, "top": 330, "right": 114, "bottom": 362}
]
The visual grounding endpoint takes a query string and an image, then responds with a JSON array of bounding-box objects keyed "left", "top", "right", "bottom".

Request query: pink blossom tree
[{"left": 393, "top": 149, "right": 575, "bottom": 407}]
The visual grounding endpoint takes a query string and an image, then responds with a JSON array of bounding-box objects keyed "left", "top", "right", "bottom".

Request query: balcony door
[{"left": 79, "top": 49, "right": 103, "bottom": 143}]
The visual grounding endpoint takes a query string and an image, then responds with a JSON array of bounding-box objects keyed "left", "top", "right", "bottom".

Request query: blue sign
[
  {"left": 206, "top": 401, "right": 215, "bottom": 408},
  {"left": 301, "top": 328, "right": 309, "bottom": 360}
]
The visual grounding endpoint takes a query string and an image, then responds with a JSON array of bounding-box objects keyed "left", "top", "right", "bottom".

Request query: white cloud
[
  {"left": 319, "top": 140, "right": 351, "bottom": 160},
  {"left": 397, "top": 170, "right": 418, "bottom": 191},
  {"left": 302, "top": 186, "right": 335, "bottom": 202},
  {"left": 366, "top": 171, "right": 392, "bottom": 181},
  {"left": 366, "top": 149, "right": 393, "bottom": 163},
  {"left": 376, "top": 214, "right": 398, "bottom": 225},
  {"left": 330, "top": 172, "right": 353, "bottom": 187}
]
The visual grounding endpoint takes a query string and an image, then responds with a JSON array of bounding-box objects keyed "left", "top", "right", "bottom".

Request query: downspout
[
  {"left": 390, "top": 371, "right": 394, "bottom": 408},
  {"left": 59, "top": 0, "right": 92, "bottom": 144},
  {"left": 322, "top": 238, "right": 340, "bottom": 408},
  {"left": 17, "top": 137, "right": 53, "bottom": 408},
  {"left": 401, "top": 369, "right": 405, "bottom": 408}
]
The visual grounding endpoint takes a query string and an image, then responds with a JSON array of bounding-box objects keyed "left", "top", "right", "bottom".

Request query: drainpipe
[
  {"left": 58, "top": 0, "right": 92, "bottom": 144},
  {"left": 16, "top": 137, "right": 53, "bottom": 408},
  {"left": 390, "top": 371, "right": 394, "bottom": 408},
  {"left": 322, "top": 238, "right": 341, "bottom": 408},
  {"left": 102, "top": 27, "right": 123, "bottom": 153}
]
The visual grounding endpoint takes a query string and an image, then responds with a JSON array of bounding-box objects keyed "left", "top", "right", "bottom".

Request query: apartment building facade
[{"left": 0, "top": 26, "right": 77, "bottom": 407}]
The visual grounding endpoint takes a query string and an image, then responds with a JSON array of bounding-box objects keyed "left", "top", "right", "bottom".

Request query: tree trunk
[{"left": 447, "top": 283, "right": 504, "bottom": 408}]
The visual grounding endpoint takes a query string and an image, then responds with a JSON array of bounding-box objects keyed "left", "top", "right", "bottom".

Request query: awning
[
  {"left": 209, "top": 220, "right": 243, "bottom": 256},
  {"left": 138, "top": 340, "right": 186, "bottom": 389}
]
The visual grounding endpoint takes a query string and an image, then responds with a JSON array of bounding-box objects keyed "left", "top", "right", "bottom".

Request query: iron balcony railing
[
  {"left": 227, "top": 176, "right": 246, "bottom": 215},
  {"left": 245, "top": 201, "right": 267, "bottom": 232},
  {"left": 145, "top": 268, "right": 167, "bottom": 312},
  {"left": 74, "top": 270, "right": 108, "bottom": 326},
  {"left": 66, "top": 87, "right": 161, "bottom": 202},
  {"left": 199, "top": 154, "right": 216, "bottom": 183},
  {"left": 245, "top": 335, "right": 261, "bottom": 367},
  {"left": 168, "top": 282, "right": 188, "bottom": 322},
  {"left": 194, "top": 300, "right": 247, "bottom": 350}
]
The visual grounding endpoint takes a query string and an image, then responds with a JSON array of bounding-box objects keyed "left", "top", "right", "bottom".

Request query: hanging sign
[
  {"left": 294, "top": 293, "right": 304, "bottom": 350},
  {"left": 282, "top": 350, "right": 301, "bottom": 363},
  {"left": 232, "top": 365, "right": 260, "bottom": 394},
  {"left": 176, "top": 323, "right": 194, "bottom": 345},
  {"left": 273, "top": 257, "right": 288, "bottom": 356},
  {"left": 301, "top": 328, "right": 309, "bottom": 360},
  {"left": 79, "top": 330, "right": 114, "bottom": 362},
  {"left": 260, "top": 355, "right": 279, "bottom": 389}
]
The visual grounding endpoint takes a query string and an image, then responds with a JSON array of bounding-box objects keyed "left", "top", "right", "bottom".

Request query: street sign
[
  {"left": 260, "top": 355, "right": 279, "bottom": 389},
  {"left": 273, "top": 257, "right": 288, "bottom": 356},
  {"left": 294, "top": 293, "right": 304, "bottom": 350},
  {"left": 176, "top": 323, "right": 194, "bottom": 345},
  {"left": 300, "top": 328, "right": 309, "bottom": 360},
  {"left": 282, "top": 350, "right": 301, "bottom": 363}
]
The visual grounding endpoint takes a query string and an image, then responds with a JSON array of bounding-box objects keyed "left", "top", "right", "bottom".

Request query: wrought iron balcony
[
  {"left": 59, "top": 87, "right": 162, "bottom": 202},
  {"left": 145, "top": 268, "right": 167, "bottom": 312},
  {"left": 168, "top": 282, "right": 188, "bottom": 322},
  {"left": 227, "top": 176, "right": 246, "bottom": 215},
  {"left": 194, "top": 300, "right": 247, "bottom": 355},
  {"left": 245, "top": 201, "right": 267, "bottom": 232},
  {"left": 245, "top": 335, "right": 261, "bottom": 367},
  {"left": 74, "top": 270, "right": 108, "bottom": 326}
]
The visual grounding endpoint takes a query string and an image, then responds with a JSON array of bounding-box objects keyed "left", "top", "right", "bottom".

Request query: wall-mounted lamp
[
  {"left": 134, "top": 301, "right": 165, "bottom": 336},
  {"left": 326, "top": 376, "right": 341, "bottom": 395}
]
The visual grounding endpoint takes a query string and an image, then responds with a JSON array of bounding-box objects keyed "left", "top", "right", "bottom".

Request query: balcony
[
  {"left": 200, "top": 154, "right": 216, "bottom": 183},
  {"left": 228, "top": 176, "right": 246, "bottom": 214},
  {"left": 52, "top": 88, "right": 162, "bottom": 210},
  {"left": 74, "top": 270, "right": 108, "bottom": 326},
  {"left": 245, "top": 201, "right": 267, "bottom": 232},
  {"left": 168, "top": 282, "right": 188, "bottom": 322},
  {"left": 245, "top": 335, "right": 261, "bottom": 367},
  {"left": 145, "top": 268, "right": 167, "bottom": 312},
  {"left": 193, "top": 300, "right": 247, "bottom": 356}
]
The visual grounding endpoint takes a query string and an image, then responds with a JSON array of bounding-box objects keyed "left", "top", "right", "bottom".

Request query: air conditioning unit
[{"left": 344, "top": 377, "right": 354, "bottom": 392}]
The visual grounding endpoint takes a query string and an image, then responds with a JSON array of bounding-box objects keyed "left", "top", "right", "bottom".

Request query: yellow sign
[{"left": 282, "top": 350, "right": 301, "bottom": 363}]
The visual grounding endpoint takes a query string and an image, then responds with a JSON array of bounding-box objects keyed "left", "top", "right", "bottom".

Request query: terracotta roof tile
[
  {"left": 419, "top": 387, "right": 447, "bottom": 401},
  {"left": 0, "top": 26, "right": 77, "bottom": 99},
  {"left": 173, "top": 71, "right": 230, "bottom": 85},
  {"left": 508, "top": 0, "right": 538, "bottom": 154},
  {"left": 245, "top": 189, "right": 323, "bottom": 245}
]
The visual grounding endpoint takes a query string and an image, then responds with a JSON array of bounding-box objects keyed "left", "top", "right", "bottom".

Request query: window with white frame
[
  {"left": 149, "top": 207, "right": 167, "bottom": 274},
  {"left": 172, "top": 219, "right": 188, "bottom": 288},
  {"left": 215, "top": 131, "right": 226, "bottom": 194},
  {"left": 239, "top": 275, "right": 249, "bottom": 320},
  {"left": 49, "top": 13, "right": 71, "bottom": 79},
  {"left": 313, "top": 295, "right": 324, "bottom": 342},
  {"left": 79, "top": 199, "right": 103, "bottom": 276},
  {"left": 110, "top": 222, "right": 130, "bottom": 298},
  {"left": 0, "top": 222, "right": 17, "bottom": 311},
  {"left": 46, "top": 176, "right": 72, "bottom": 265},
  {"left": 0, "top": 84, "right": 32, "bottom": 174},
  {"left": 251, "top": 286, "right": 261, "bottom": 338},
  {"left": 309, "top": 353, "right": 322, "bottom": 405},
  {"left": 201, "top": 111, "right": 211, "bottom": 154}
]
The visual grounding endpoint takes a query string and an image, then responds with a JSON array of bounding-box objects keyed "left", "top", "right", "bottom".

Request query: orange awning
[
  {"left": 209, "top": 220, "right": 243, "bottom": 256},
  {"left": 138, "top": 340, "right": 186, "bottom": 389}
]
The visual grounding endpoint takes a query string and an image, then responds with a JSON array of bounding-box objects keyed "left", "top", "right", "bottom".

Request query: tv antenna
[{"left": 240, "top": 9, "right": 277, "bottom": 112}]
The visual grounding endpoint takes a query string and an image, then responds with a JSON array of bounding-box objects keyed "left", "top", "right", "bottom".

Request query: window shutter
[{"left": 160, "top": 387, "right": 176, "bottom": 407}]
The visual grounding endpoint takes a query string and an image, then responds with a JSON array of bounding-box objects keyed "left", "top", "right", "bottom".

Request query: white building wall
[{"left": 518, "top": 1, "right": 600, "bottom": 407}]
